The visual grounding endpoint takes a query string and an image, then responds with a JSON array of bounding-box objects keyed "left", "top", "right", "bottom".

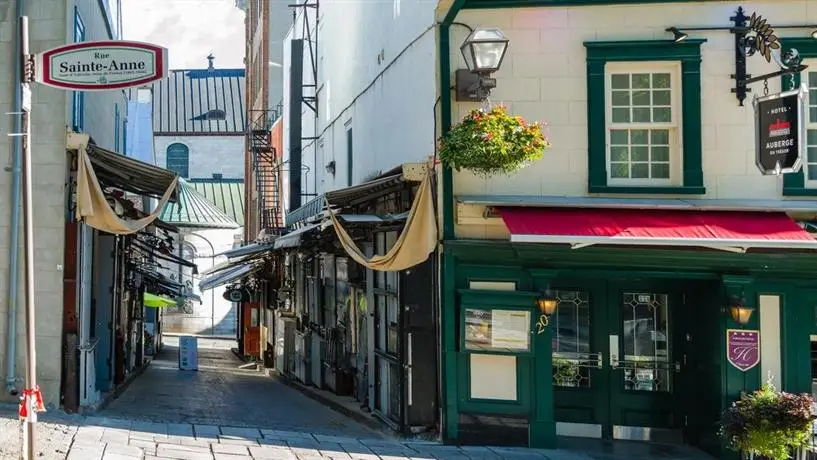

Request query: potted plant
[
  {"left": 438, "top": 105, "right": 550, "bottom": 177},
  {"left": 719, "top": 382, "right": 815, "bottom": 460}
]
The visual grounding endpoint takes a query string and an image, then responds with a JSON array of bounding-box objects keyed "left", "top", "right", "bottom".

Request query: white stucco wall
[
  {"left": 450, "top": 2, "right": 817, "bottom": 202},
  {"left": 281, "top": 2, "right": 437, "bottom": 212},
  {"left": 0, "top": 0, "right": 123, "bottom": 406},
  {"left": 154, "top": 135, "right": 245, "bottom": 179}
]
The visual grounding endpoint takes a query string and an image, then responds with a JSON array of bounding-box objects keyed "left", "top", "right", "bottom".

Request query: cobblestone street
[{"left": 0, "top": 339, "right": 714, "bottom": 459}]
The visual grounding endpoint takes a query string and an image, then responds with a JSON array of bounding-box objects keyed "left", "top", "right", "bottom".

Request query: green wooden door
[{"left": 551, "top": 278, "right": 688, "bottom": 441}]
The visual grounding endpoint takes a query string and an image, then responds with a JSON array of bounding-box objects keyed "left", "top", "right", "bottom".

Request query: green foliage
[
  {"left": 720, "top": 383, "right": 815, "bottom": 460},
  {"left": 439, "top": 105, "right": 550, "bottom": 177}
]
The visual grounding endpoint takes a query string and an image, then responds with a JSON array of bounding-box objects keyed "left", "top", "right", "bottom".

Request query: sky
[{"left": 122, "top": 0, "right": 246, "bottom": 70}]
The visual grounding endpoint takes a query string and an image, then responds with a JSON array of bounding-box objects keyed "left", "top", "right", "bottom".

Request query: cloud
[{"left": 122, "top": 0, "right": 245, "bottom": 69}]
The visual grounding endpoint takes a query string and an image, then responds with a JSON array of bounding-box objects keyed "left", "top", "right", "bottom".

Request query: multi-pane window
[
  {"left": 805, "top": 71, "right": 817, "bottom": 183},
  {"left": 606, "top": 63, "right": 680, "bottom": 185}
]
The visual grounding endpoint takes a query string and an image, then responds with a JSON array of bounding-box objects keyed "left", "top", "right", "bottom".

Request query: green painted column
[
  {"left": 720, "top": 275, "right": 760, "bottom": 403},
  {"left": 530, "top": 273, "right": 557, "bottom": 448}
]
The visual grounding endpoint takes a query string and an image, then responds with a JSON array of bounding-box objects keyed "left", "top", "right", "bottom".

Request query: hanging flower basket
[
  {"left": 438, "top": 105, "right": 550, "bottom": 177},
  {"left": 719, "top": 383, "right": 815, "bottom": 460}
]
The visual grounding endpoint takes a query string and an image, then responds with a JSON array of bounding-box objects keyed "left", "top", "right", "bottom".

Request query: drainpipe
[
  {"left": 438, "top": 0, "right": 466, "bottom": 441},
  {"left": 5, "top": 0, "right": 25, "bottom": 395}
]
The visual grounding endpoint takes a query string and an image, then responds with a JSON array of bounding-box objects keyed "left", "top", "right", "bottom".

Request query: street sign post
[
  {"left": 12, "top": 17, "right": 169, "bottom": 459},
  {"left": 753, "top": 83, "right": 807, "bottom": 175}
]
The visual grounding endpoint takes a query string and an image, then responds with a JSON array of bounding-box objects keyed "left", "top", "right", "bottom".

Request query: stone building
[{"left": 0, "top": 0, "right": 126, "bottom": 408}]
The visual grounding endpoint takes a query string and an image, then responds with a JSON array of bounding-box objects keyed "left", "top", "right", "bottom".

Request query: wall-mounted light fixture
[
  {"left": 455, "top": 27, "right": 510, "bottom": 102},
  {"left": 666, "top": 7, "right": 815, "bottom": 105},
  {"left": 325, "top": 160, "right": 336, "bottom": 176},
  {"left": 534, "top": 287, "right": 558, "bottom": 334},
  {"left": 728, "top": 295, "right": 755, "bottom": 325}
]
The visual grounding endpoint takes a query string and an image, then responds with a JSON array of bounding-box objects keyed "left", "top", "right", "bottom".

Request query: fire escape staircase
[{"left": 250, "top": 111, "right": 283, "bottom": 236}]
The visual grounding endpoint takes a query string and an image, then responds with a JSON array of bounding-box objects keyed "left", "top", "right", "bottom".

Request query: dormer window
[{"left": 191, "top": 109, "right": 226, "bottom": 121}]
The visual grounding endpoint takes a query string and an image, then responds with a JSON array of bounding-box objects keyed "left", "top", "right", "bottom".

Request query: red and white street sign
[{"left": 34, "top": 40, "right": 167, "bottom": 91}]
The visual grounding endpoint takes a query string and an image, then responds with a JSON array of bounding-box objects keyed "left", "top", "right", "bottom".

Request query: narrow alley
[{"left": 97, "top": 337, "right": 374, "bottom": 436}]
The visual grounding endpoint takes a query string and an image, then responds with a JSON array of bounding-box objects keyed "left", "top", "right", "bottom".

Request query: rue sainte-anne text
[{"left": 59, "top": 52, "right": 147, "bottom": 73}]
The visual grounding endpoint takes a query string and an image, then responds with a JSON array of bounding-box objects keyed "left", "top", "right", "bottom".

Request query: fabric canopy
[
  {"left": 326, "top": 170, "right": 437, "bottom": 272},
  {"left": 143, "top": 292, "right": 177, "bottom": 308},
  {"left": 498, "top": 207, "right": 817, "bottom": 252},
  {"left": 198, "top": 262, "right": 264, "bottom": 291},
  {"left": 68, "top": 132, "right": 179, "bottom": 235}
]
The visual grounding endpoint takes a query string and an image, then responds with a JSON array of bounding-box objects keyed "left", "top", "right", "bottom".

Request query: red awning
[{"left": 498, "top": 207, "right": 817, "bottom": 252}]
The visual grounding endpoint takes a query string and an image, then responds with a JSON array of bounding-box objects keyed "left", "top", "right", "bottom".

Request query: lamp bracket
[{"left": 455, "top": 69, "right": 497, "bottom": 102}]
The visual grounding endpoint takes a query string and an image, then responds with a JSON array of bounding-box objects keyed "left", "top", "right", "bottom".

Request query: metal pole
[{"left": 20, "top": 15, "right": 38, "bottom": 460}]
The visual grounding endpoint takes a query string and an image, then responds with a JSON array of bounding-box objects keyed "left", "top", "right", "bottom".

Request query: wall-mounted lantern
[
  {"left": 325, "top": 160, "right": 336, "bottom": 176},
  {"left": 666, "top": 7, "right": 816, "bottom": 106},
  {"left": 728, "top": 295, "right": 755, "bottom": 325},
  {"left": 534, "top": 287, "right": 558, "bottom": 334},
  {"left": 455, "top": 27, "right": 509, "bottom": 102}
]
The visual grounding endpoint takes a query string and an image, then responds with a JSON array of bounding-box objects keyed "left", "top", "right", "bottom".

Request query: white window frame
[
  {"left": 801, "top": 59, "right": 817, "bottom": 187},
  {"left": 604, "top": 61, "right": 683, "bottom": 187}
]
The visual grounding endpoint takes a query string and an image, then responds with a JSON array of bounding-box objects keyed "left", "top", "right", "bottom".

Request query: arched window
[
  {"left": 182, "top": 243, "right": 197, "bottom": 260},
  {"left": 166, "top": 143, "right": 189, "bottom": 177}
]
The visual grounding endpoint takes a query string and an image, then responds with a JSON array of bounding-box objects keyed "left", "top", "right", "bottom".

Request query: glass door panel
[
  {"left": 552, "top": 286, "right": 608, "bottom": 439},
  {"left": 609, "top": 287, "right": 680, "bottom": 442},
  {"left": 620, "top": 293, "right": 672, "bottom": 393},
  {"left": 552, "top": 290, "right": 597, "bottom": 388}
]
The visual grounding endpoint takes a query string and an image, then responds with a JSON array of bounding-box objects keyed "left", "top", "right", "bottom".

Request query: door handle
[{"left": 609, "top": 334, "right": 620, "bottom": 368}]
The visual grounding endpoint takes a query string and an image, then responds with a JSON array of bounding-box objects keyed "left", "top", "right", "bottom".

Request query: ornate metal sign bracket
[
  {"left": 667, "top": 7, "right": 814, "bottom": 106},
  {"left": 730, "top": 7, "right": 808, "bottom": 106}
]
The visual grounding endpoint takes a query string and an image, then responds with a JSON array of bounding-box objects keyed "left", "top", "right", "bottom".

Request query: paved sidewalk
[
  {"left": 61, "top": 418, "right": 598, "bottom": 460},
  {"left": 0, "top": 410, "right": 716, "bottom": 460}
]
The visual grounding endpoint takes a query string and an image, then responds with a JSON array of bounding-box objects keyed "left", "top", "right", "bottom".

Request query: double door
[{"left": 550, "top": 279, "right": 690, "bottom": 441}]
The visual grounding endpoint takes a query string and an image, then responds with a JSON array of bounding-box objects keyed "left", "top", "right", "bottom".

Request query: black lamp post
[{"left": 455, "top": 27, "right": 510, "bottom": 102}]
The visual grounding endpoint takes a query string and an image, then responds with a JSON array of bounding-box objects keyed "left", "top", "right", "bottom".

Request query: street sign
[
  {"left": 34, "top": 40, "right": 167, "bottom": 91},
  {"left": 753, "top": 83, "right": 807, "bottom": 175}
]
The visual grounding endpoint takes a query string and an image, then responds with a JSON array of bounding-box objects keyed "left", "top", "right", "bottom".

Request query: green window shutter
[
  {"left": 780, "top": 38, "right": 817, "bottom": 196},
  {"left": 584, "top": 39, "right": 706, "bottom": 195}
]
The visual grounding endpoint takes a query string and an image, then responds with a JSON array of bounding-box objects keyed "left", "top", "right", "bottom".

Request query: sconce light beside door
[
  {"left": 325, "top": 160, "right": 336, "bottom": 176},
  {"left": 455, "top": 27, "right": 510, "bottom": 102},
  {"left": 534, "top": 287, "right": 558, "bottom": 334},
  {"left": 729, "top": 295, "right": 755, "bottom": 325}
]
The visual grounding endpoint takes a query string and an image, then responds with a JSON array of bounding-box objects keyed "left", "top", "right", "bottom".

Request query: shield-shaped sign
[
  {"left": 726, "top": 329, "right": 760, "bottom": 372},
  {"left": 753, "top": 83, "right": 807, "bottom": 175}
]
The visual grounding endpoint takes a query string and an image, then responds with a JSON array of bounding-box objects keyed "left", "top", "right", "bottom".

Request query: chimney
[{"left": 207, "top": 54, "right": 215, "bottom": 70}]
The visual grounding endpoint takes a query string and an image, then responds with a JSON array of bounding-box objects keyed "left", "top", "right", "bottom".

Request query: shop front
[
  {"left": 443, "top": 203, "right": 817, "bottom": 457},
  {"left": 275, "top": 162, "right": 439, "bottom": 434}
]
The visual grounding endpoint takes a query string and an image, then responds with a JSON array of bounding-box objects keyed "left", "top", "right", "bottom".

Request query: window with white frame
[
  {"left": 606, "top": 62, "right": 682, "bottom": 186},
  {"left": 803, "top": 67, "right": 817, "bottom": 185}
]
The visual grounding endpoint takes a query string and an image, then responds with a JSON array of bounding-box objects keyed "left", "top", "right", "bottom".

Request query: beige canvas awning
[
  {"left": 326, "top": 167, "right": 437, "bottom": 272},
  {"left": 67, "top": 132, "right": 179, "bottom": 235}
]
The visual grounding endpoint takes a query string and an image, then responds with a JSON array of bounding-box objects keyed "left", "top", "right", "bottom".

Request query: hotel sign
[
  {"left": 34, "top": 40, "right": 167, "bottom": 91},
  {"left": 726, "top": 329, "right": 760, "bottom": 372},
  {"left": 753, "top": 84, "right": 807, "bottom": 175}
]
